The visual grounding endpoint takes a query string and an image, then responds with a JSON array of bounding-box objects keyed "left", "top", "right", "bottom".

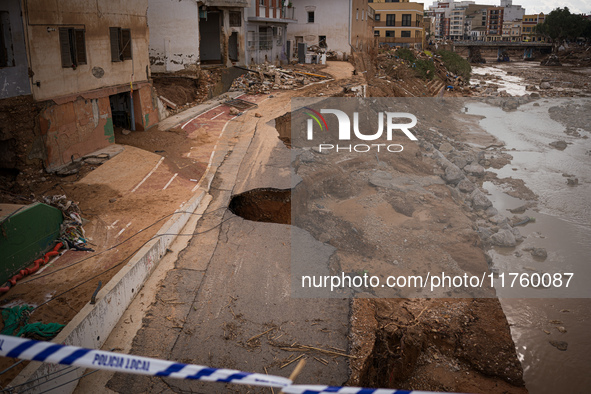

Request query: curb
[
  {"left": 7, "top": 93, "right": 246, "bottom": 393},
  {"left": 154, "top": 91, "right": 244, "bottom": 132}
]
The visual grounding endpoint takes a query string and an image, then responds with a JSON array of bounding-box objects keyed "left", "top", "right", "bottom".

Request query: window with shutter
[
  {"left": 75, "top": 30, "right": 86, "bottom": 65},
  {"left": 110, "top": 27, "right": 121, "bottom": 62},
  {"left": 0, "top": 11, "right": 15, "bottom": 68},
  {"left": 110, "top": 27, "right": 132, "bottom": 62},
  {"left": 229, "top": 11, "right": 241, "bottom": 27},
  {"left": 121, "top": 29, "right": 132, "bottom": 60},
  {"left": 59, "top": 27, "right": 86, "bottom": 68},
  {"left": 59, "top": 28, "right": 72, "bottom": 67}
]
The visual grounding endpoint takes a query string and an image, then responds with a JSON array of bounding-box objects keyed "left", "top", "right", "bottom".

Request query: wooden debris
[
  {"left": 247, "top": 327, "right": 275, "bottom": 343},
  {"left": 313, "top": 356, "right": 329, "bottom": 365},
  {"left": 159, "top": 96, "right": 177, "bottom": 110},
  {"left": 280, "top": 354, "right": 304, "bottom": 369}
]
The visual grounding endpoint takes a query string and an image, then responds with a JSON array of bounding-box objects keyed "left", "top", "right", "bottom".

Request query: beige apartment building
[
  {"left": 502, "top": 19, "right": 521, "bottom": 41},
  {"left": 369, "top": 0, "right": 425, "bottom": 49}
]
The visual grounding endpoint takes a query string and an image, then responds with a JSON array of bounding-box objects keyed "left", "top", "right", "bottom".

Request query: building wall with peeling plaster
[
  {"left": 39, "top": 96, "right": 112, "bottom": 169},
  {"left": 288, "top": 0, "right": 352, "bottom": 55},
  {"left": 198, "top": 1, "right": 248, "bottom": 67},
  {"left": 287, "top": 0, "right": 373, "bottom": 55},
  {"left": 0, "top": 0, "right": 31, "bottom": 99},
  {"left": 147, "top": 0, "right": 200, "bottom": 73},
  {"left": 219, "top": 7, "right": 247, "bottom": 67},
  {"left": 39, "top": 82, "right": 158, "bottom": 171},
  {"left": 245, "top": 1, "right": 290, "bottom": 65},
  {"left": 15, "top": 0, "right": 159, "bottom": 172},
  {"left": 24, "top": 0, "right": 151, "bottom": 102}
]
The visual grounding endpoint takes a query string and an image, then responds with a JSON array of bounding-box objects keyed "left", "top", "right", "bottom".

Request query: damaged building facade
[
  {"left": 196, "top": 0, "right": 248, "bottom": 67},
  {"left": 287, "top": 0, "right": 374, "bottom": 60},
  {"left": 147, "top": 0, "right": 201, "bottom": 73},
  {"left": 0, "top": 1, "right": 30, "bottom": 99},
  {"left": 245, "top": 0, "right": 297, "bottom": 65},
  {"left": 1, "top": 0, "right": 159, "bottom": 172}
]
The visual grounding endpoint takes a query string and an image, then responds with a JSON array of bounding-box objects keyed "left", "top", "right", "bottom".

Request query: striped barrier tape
[
  {"left": 282, "top": 386, "right": 424, "bottom": 393},
  {"left": 0, "top": 335, "right": 451, "bottom": 394},
  {"left": 0, "top": 335, "right": 290, "bottom": 388}
]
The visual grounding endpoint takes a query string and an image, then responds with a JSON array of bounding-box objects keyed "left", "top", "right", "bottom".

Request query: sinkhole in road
[
  {"left": 273, "top": 112, "right": 291, "bottom": 148},
  {"left": 229, "top": 188, "right": 291, "bottom": 225}
]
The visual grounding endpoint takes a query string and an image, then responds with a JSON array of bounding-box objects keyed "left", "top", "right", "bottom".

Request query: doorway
[
  {"left": 229, "top": 32, "right": 238, "bottom": 61},
  {"left": 109, "top": 92, "right": 132, "bottom": 130},
  {"left": 199, "top": 11, "right": 222, "bottom": 64}
]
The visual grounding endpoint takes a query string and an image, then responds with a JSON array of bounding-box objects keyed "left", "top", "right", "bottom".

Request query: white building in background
[
  {"left": 427, "top": 0, "right": 523, "bottom": 40},
  {"left": 500, "top": 0, "right": 524, "bottom": 21},
  {"left": 427, "top": 1, "right": 476, "bottom": 39},
  {"left": 286, "top": 0, "right": 374, "bottom": 60},
  {"left": 147, "top": 0, "right": 249, "bottom": 70},
  {"left": 147, "top": 0, "right": 200, "bottom": 73}
]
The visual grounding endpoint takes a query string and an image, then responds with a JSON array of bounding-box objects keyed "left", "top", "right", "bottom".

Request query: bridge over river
[{"left": 453, "top": 41, "right": 553, "bottom": 61}]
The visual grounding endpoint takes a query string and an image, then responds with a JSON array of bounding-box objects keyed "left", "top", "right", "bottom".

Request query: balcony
[
  {"left": 249, "top": 6, "right": 296, "bottom": 22},
  {"left": 280, "top": 6, "right": 295, "bottom": 20},
  {"left": 375, "top": 21, "right": 423, "bottom": 28},
  {"left": 377, "top": 36, "right": 423, "bottom": 46}
]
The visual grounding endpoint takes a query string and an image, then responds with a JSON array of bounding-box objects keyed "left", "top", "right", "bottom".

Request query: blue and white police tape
[
  {"left": 0, "top": 335, "right": 451, "bottom": 394},
  {"left": 0, "top": 334, "right": 290, "bottom": 388},
  {"left": 282, "top": 386, "right": 429, "bottom": 394}
]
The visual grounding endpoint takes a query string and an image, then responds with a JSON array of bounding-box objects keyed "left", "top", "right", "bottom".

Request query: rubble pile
[
  {"left": 555, "top": 46, "right": 591, "bottom": 67},
  {"left": 374, "top": 47, "right": 469, "bottom": 94},
  {"left": 541, "top": 54, "right": 562, "bottom": 67},
  {"left": 229, "top": 64, "right": 329, "bottom": 94},
  {"left": 153, "top": 69, "right": 221, "bottom": 115}
]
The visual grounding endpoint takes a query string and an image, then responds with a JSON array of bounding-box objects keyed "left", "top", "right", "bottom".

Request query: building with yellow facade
[
  {"left": 369, "top": 0, "right": 425, "bottom": 49},
  {"left": 522, "top": 13, "right": 546, "bottom": 42}
]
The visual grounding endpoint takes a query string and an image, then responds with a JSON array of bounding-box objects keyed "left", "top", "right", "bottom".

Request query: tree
[
  {"left": 583, "top": 17, "right": 591, "bottom": 42},
  {"left": 535, "top": 7, "right": 587, "bottom": 51}
]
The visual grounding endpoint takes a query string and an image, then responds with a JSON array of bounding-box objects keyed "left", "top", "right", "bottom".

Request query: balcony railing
[
  {"left": 254, "top": 6, "right": 295, "bottom": 20},
  {"left": 376, "top": 21, "right": 423, "bottom": 28},
  {"left": 377, "top": 36, "right": 423, "bottom": 44},
  {"left": 281, "top": 6, "right": 295, "bottom": 20}
]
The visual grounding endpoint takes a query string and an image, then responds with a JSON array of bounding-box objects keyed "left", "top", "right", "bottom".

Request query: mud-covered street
[{"left": 1, "top": 44, "right": 590, "bottom": 394}]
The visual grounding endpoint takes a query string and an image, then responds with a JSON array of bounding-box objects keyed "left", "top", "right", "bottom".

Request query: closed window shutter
[
  {"left": 59, "top": 28, "right": 71, "bottom": 67},
  {"left": 110, "top": 27, "right": 121, "bottom": 61},
  {"left": 121, "top": 29, "right": 132, "bottom": 60},
  {"left": 75, "top": 30, "right": 86, "bottom": 64}
]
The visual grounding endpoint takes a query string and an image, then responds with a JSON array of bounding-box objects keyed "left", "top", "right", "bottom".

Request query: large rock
[
  {"left": 451, "top": 156, "right": 468, "bottom": 170},
  {"left": 449, "top": 150, "right": 476, "bottom": 170},
  {"left": 485, "top": 206, "right": 499, "bottom": 217},
  {"left": 464, "top": 163, "right": 485, "bottom": 177},
  {"left": 471, "top": 189, "right": 492, "bottom": 210},
  {"left": 511, "top": 227, "right": 523, "bottom": 242},
  {"left": 540, "top": 81, "right": 553, "bottom": 89},
  {"left": 525, "top": 247, "right": 548, "bottom": 260},
  {"left": 443, "top": 164, "right": 465, "bottom": 185},
  {"left": 549, "top": 140, "right": 567, "bottom": 150},
  {"left": 439, "top": 142, "right": 454, "bottom": 153},
  {"left": 491, "top": 229, "right": 517, "bottom": 247},
  {"left": 458, "top": 179, "right": 476, "bottom": 193},
  {"left": 478, "top": 227, "right": 493, "bottom": 242},
  {"left": 549, "top": 340, "right": 568, "bottom": 351},
  {"left": 489, "top": 214, "right": 508, "bottom": 225}
]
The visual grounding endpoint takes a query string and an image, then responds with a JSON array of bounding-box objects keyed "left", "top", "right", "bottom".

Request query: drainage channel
[{"left": 229, "top": 188, "right": 291, "bottom": 225}]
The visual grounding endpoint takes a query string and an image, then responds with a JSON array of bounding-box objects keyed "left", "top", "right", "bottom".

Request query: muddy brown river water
[{"left": 465, "top": 99, "right": 591, "bottom": 393}]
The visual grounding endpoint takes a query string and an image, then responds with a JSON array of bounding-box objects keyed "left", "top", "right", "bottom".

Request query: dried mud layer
[
  {"left": 349, "top": 298, "right": 525, "bottom": 393},
  {"left": 290, "top": 98, "right": 536, "bottom": 392}
]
